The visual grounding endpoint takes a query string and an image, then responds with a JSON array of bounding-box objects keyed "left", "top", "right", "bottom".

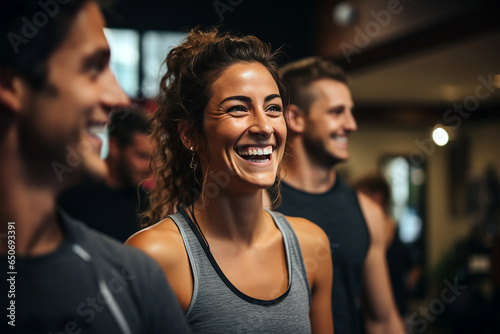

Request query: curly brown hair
[{"left": 144, "top": 28, "right": 289, "bottom": 225}]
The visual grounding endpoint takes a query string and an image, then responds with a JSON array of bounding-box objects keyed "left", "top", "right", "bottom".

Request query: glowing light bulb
[
  {"left": 332, "top": 2, "right": 357, "bottom": 26},
  {"left": 432, "top": 127, "right": 449, "bottom": 146}
]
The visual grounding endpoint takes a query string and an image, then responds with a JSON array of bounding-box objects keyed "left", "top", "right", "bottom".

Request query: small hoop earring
[{"left": 189, "top": 147, "right": 197, "bottom": 169}]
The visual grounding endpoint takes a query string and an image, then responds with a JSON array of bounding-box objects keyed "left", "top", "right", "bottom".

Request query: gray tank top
[{"left": 169, "top": 208, "right": 312, "bottom": 334}]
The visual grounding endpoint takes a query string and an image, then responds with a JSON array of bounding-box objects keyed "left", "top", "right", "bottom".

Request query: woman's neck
[{"left": 193, "top": 189, "right": 272, "bottom": 247}]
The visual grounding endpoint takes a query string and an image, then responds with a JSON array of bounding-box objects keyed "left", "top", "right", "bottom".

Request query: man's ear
[
  {"left": 286, "top": 104, "right": 306, "bottom": 134},
  {"left": 0, "top": 71, "right": 28, "bottom": 113}
]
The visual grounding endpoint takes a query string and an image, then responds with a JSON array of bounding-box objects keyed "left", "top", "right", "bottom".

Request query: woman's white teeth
[{"left": 238, "top": 147, "right": 273, "bottom": 156}]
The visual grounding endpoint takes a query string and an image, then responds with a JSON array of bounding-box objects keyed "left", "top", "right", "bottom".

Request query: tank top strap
[
  {"left": 266, "top": 210, "right": 311, "bottom": 305},
  {"left": 168, "top": 210, "right": 204, "bottom": 316}
]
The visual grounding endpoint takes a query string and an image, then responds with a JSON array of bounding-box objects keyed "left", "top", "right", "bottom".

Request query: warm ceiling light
[
  {"left": 494, "top": 75, "right": 500, "bottom": 88},
  {"left": 432, "top": 127, "right": 449, "bottom": 147},
  {"left": 332, "top": 2, "right": 357, "bottom": 26}
]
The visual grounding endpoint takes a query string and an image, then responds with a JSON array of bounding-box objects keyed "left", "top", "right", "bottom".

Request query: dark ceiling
[
  {"left": 105, "top": 0, "right": 315, "bottom": 62},
  {"left": 105, "top": 0, "right": 500, "bottom": 126}
]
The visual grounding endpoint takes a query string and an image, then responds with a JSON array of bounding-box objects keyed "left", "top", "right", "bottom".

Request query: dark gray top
[
  {"left": 0, "top": 209, "right": 191, "bottom": 334},
  {"left": 170, "top": 208, "right": 311, "bottom": 334}
]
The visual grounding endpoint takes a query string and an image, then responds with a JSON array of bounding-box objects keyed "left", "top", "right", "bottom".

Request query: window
[
  {"left": 104, "top": 28, "right": 140, "bottom": 97},
  {"left": 380, "top": 155, "right": 426, "bottom": 267},
  {"left": 103, "top": 28, "right": 187, "bottom": 98},
  {"left": 142, "top": 31, "right": 188, "bottom": 98}
]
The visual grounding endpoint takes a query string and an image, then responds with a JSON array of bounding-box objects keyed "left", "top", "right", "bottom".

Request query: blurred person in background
[
  {"left": 353, "top": 173, "right": 422, "bottom": 326},
  {"left": 267, "top": 57, "right": 404, "bottom": 334},
  {"left": 59, "top": 107, "right": 153, "bottom": 242}
]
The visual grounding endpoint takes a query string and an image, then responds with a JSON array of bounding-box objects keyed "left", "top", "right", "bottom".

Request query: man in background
[
  {"left": 60, "top": 107, "right": 153, "bottom": 242},
  {"left": 268, "top": 57, "right": 404, "bottom": 334},
  {"left": 0, "top": 1, "right": 190, "bottom": 332}
]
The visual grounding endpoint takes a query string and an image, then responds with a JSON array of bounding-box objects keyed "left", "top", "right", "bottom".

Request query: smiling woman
[
  {"left": 146, "top": 28, "right": 290, "bottom": 216},
  {"left": 202, "top": 62, "right": 286, "bottom": 193},
  {"left": 126, "top": 28, "right": 334, "bottom": 334}
]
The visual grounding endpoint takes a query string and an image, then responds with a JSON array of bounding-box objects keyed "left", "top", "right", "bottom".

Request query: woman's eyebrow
[
  {"left": 264, "top": 94, "right": 281, "bottom": 102},
  {"left": 220, "top": 94, "right": 282, "bottom": 105},
  {"left": 220, "top": 95, "right": 252, "bottom": 105}
]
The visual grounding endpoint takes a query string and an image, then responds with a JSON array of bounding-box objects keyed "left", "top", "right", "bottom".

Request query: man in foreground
[{"left": 0, "top": 1, "right": 190, "bottom": 332}]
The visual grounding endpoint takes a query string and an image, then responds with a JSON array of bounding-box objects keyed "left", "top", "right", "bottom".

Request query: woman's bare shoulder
[
  {"left": 125, "top": 217, "right": 186, "bottom": 268},
  {"left": 283, "top": 215, "right": 331, "bottom": 253},
  {"left": 282, "top": 214, "right": 332, "bottom": 292},
  {"left": 285, "top": 215, "right": 328, "bottom": 240}
]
